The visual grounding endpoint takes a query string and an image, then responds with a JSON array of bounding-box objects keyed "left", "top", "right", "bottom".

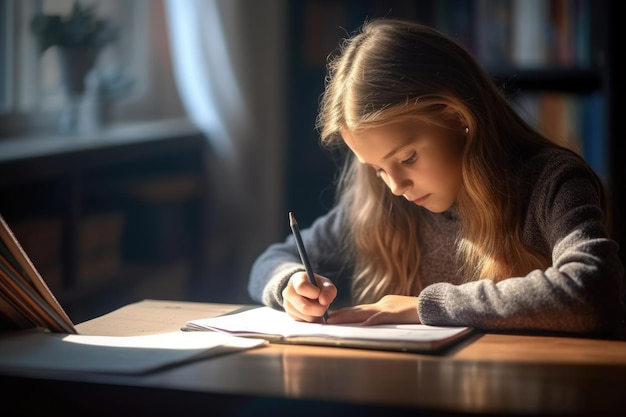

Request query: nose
[{"left": 385, "top": 172, "right": 411, "bottom": 196}]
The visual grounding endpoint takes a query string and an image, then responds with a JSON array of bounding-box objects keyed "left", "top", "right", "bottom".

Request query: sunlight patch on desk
[{"left": 0, "top": 329, "right": 266, "bottom": 375}]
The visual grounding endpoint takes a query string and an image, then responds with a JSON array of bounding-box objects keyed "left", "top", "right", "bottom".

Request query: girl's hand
[
  {"left": 282, "top": 271, "right": 336, "bottom": 322},
  {"left": 327, "top": 295, "right": 420, "bottom": 325}
]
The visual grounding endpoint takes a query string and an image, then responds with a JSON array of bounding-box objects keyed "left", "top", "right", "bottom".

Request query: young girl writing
[{"left": 247, "top": 19, "right": 625, "bottom": 332}]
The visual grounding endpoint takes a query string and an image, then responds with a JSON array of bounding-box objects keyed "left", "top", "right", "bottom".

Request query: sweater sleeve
[
  {"left": 247, "top": 204, "right": 353, "bottom": 309},
  {"left": 418, "top": 150, "right": 625, "bottom": 333}
]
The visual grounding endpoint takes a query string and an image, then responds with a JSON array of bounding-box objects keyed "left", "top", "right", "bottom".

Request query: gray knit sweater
[{"left": 247, "top": 149, "right": 625, "bottom": 333}]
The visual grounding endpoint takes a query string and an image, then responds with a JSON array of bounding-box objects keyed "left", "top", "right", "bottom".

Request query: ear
[{"left": 447, "top": 112, "right": 468, "bottom": 134}]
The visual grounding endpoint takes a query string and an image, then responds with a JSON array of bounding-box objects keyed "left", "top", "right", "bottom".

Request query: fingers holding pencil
[
  {"left": 283, "top": 271, "right": 336, "bottom": 323},
  {"left": 288, "top": 212, "right": 335, "bottom": 323}
]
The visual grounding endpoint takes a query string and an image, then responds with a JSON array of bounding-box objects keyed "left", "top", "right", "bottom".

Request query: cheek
[
  {"left": 442, "top": 155, "right": 463, "bottom": 184},
  {"left": 423, "top": 153, "right": 463, "bottom": 190}
]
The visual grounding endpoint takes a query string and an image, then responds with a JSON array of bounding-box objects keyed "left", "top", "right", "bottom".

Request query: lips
[{"left": 412, "top": 194, "right": 431, "bottom": 206}]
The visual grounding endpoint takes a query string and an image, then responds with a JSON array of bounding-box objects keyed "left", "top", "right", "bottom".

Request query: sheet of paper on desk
[
  {"left": 184, "top": 306, "right": 473, "bottom": 352},
  {"left": 0, "top": 329, "right": 267, "bottom": 375}
]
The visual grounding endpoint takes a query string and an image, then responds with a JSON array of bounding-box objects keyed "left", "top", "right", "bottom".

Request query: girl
[{"left": 247, "top": 19, "right": 624, "bottom": 332}]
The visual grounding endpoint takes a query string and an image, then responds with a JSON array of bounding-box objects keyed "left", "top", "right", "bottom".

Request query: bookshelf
[
  {"left": 0, "top": 118, "right": 212, "bottom": 323},
  {"left": 285, "top": 0, "right": 622, "bottom": 263}
]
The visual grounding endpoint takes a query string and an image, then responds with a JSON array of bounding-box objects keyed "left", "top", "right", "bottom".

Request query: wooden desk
[{"left": 1, "top": 299, "right": 625, "bottom": 416}]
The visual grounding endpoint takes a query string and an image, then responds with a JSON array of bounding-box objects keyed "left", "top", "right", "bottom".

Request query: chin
[{"left": 423, "top": 202, "right": 454, "bottom": 214}]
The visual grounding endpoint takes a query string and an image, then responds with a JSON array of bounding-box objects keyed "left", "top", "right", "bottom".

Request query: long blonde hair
[{"left": 316, "top": 19, "right": 573, "bottom": 304}]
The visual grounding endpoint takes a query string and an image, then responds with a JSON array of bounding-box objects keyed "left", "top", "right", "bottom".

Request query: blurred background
[{"left": 0, "top": 0, "right": 622, "bottom": 323}]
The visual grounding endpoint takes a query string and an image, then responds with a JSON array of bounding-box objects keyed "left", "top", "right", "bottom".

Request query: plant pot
[
  {"left": 58, "top": 47, "right": 100, "bottom": 97},
  {"left": 57, "top": 47, "right": 100, "bottom": 133}
]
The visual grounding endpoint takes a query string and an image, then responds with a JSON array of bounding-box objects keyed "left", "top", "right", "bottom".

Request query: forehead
[{"left": 341, "top": 119, "right": 422, "bottom": 163}]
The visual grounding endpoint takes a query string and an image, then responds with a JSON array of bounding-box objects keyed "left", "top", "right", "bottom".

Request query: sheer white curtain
[
  {"left": 164, "top": 0, "right": 287, "bottom": 297},
  {"left": 165, "top": 0, "right": 247, "bottom": 163}
]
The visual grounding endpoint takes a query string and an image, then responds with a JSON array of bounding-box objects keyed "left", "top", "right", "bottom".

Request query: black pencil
[{"left": 289, "top": 212, "right": 328, "bottom": 323}]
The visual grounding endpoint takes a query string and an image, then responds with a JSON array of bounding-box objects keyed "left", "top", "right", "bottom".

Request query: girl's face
[{"left": 342, "top": 119, "right": 465, "bottom": 213}]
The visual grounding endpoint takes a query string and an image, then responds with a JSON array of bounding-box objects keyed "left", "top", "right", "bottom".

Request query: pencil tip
[{"left": 289, "top": 212, "right": 296, "bottom": 226}]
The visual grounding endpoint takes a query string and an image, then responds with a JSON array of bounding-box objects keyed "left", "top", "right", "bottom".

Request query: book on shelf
[
  {"left": 512, "top": 91, "right": 607, "bottom": 182},
  {"left": 184, "top": 305, "right": 474, "bottom": 353},
  {"left": 435, "top": 0, "right": 592, "bottom": 69},
  {"left": 511, "top": 0, "right": 549, "bottom": 68},
  {"left": 0, "top": 213, "right": 265, "bottom": 374}
]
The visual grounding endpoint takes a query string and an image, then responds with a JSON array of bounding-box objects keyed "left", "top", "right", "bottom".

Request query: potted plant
[
  {"left": 31, "top": 0, "right": 120, "bottom": 96},
  {"left": 30, "top": 0, "right": 120, "bottom": 132}
]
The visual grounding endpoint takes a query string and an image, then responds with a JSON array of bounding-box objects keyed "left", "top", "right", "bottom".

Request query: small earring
[{"left": 464, "top": 127, "right": 469, "bottom": 135}]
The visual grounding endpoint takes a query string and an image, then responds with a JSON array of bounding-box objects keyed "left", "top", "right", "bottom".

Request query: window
[
  {"left": 0, "top": 0, "right": 13, "bottom": 114},
  {"left": 0, "top": 0, "right": 177, "bottom": 137}
]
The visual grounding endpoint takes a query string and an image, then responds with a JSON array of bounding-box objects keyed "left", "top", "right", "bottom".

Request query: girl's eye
[{"left": 401, "top": 152, "right": 417, "bottom": 165}]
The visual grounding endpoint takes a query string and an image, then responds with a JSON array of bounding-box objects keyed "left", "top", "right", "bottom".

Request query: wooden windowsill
[{"left": 0, "top": 118, "right": 202, "bottom": 163}]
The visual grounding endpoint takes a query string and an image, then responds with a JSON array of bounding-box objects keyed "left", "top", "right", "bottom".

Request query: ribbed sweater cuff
[
  {"left": 262, "top": 263, "right": 306, "bottom": 309},
  {"left": 418, "top": 283, "right": 452, "bottom": 326}
]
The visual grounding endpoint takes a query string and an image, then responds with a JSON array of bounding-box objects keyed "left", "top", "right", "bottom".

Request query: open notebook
[
  {"left": 0, "top": 214, "right": 265, "bottom": 374},
  {"left": 184, "top": 306, "right": 474, "bottom": 353}
]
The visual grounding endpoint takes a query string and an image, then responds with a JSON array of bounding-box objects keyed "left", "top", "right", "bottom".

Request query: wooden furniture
[
  {"left": 1, "top": 299, "right": 624, "bottom": 416},
  {"left": 0, "top": 119, "right": 212, "bottom": 322}
]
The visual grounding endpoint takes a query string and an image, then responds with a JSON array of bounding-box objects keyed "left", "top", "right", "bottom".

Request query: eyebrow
[{"left": 382, "top": 139, "right": 415, "bottom": 160}]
